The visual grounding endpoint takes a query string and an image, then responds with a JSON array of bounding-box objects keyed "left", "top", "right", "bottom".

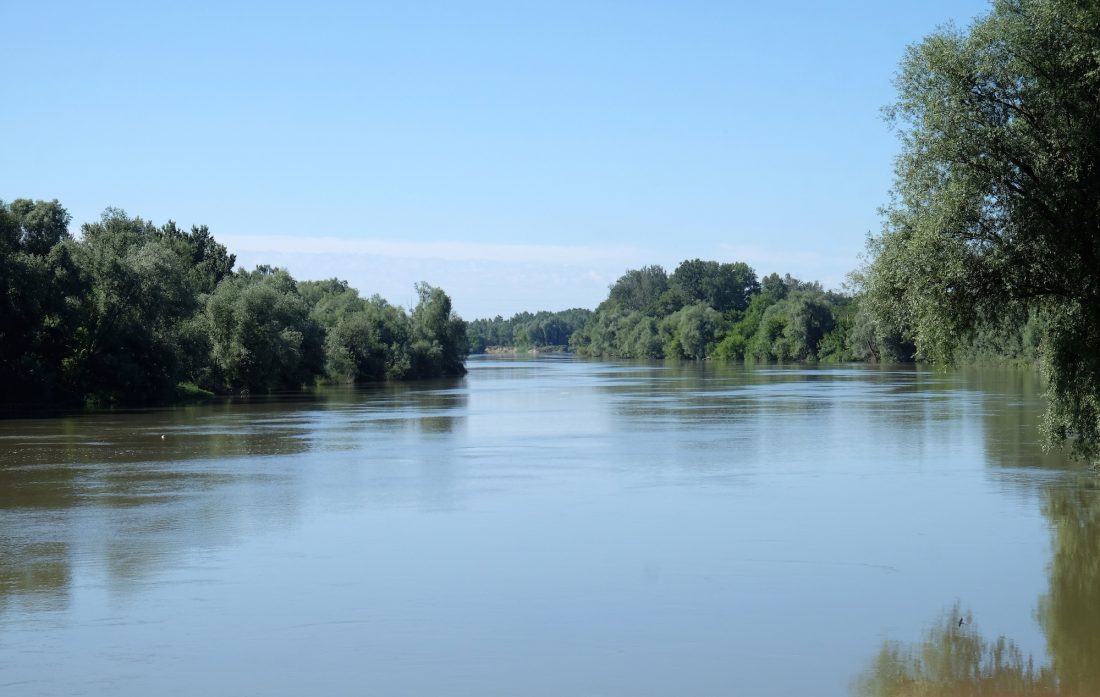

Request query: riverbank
[{"left": 480, "top": 345, "right": 571, "bottom": 355}]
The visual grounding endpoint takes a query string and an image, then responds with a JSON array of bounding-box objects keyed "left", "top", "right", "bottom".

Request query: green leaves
[
  {"left": 205, "top": 268, "right": 323, "bottom": 393},
  {"left": 572, "top": 260, "right": 855, "bottom": 363},
  {"left": 0, "top": 200, "right": 470, "bottom": 406},
  {"left": 865, "top": 0, "right": 1100, "bottom": 458},
  {"left": 467, "top": 308, "right": 592, "bottom": 353}
]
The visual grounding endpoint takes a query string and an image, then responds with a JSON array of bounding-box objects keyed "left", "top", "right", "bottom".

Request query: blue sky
[{"left": 2, "top": 0, "right": 990, "bottom": 317}]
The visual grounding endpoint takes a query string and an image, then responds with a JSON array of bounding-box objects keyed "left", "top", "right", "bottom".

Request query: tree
[
  {"left": 407, "top": 283, "right": 468, "bottom": 378},
  {"left": 760, "top": 272, "right": 789, "bottom": 301},
  {"left": 205, "top": 266, "right": 324, "bottom": 393},
  {"left": 863, "top": 0, "right": 1100, "bottom": 458},
  {"left": 607, "top": 265, "right": 669, "bottom": 314},
  {"left": 669, "top": 259, "right": 759, "bottom": 314},
  {"left": 660, "top": 303, "right": 724, "bottom": 359},
  {"left": 68, "top": 209, "right": 198, "bottom": 403},
  {"left": 4, "top": 198, "right": 70, "bottom": 255},
  {"left": 157, "top": 221, "right": 236, "bottom": 295},
  {"left": 0, "top": 200, "right": 82, "bottom": 403},
  {"left": 319, "top": 293, "right": 412, "bottom": 382}
]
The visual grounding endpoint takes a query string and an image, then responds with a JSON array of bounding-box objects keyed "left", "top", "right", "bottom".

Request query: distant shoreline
[{"left": 480, "top": 345, "right": 571, "bottom": 355}]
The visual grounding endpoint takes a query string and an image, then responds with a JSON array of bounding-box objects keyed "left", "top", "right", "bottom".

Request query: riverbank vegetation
[
  {"left": 568, "top": 261, "right": 868, "bottom": 362},
  {"left": 0, "top": 201, "right": 468, "bottom": 408},
  {"left": 470, "top": 256, "right": 1041, "bottom": 365},
  {"left": 468, "top": 259, "right": 910, "bottom": 363},
  {"left": 859, "top": 0, "right": 1100, "bottom": 459},
  {"left": 467, "top": 308, "right": 592, "bottom": 354}
]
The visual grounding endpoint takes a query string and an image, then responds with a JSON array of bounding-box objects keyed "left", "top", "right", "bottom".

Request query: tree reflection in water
[
  {"left": 856, "top": 477, "right": 1100, "bottom": 696},
  {"left": 1039, "top": 477, "right": 1100, "bottom": 694},
  {"left": 854, "top": 606, "right": 1054, "bottom": 696}
]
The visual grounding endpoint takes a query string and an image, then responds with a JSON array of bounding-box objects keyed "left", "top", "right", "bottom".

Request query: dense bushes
[
  {"left": 572, "top": 262, "right": 866, "bottom": 363},
  {"left": 467, "top": 308, "right": 592, "bottom": 353},
  {"left": 0, "top": 199, "right": 468, "bottom": 407}
]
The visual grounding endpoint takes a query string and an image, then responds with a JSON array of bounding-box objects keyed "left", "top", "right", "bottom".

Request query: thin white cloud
[
  {"left": 220, "top": 235, "right": 863, "bottom": 316},
  {"left": 224, "top": 237, "right": 652, "bottom": 317}
]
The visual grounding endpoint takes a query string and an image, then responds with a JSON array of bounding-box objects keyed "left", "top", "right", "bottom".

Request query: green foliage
[
  {"left": 752, "top": 288, "right": 837, "bottom": 361},
  {"left": 854, "top": 605, "right": 1055, "bottom": 696},
  {"left": 318, "top": 294, "right": 412, "bottom": 382},
  {"left": 0, "top": 199, "right": 469, "bottom": 407},
  {"left": 659, "top": 303, "right": 724, "bottom": 359},
  {"left": 157, "top": 220, "right": 236, "bottom": 295},
  {"left": 862, "top": 0, "right": 1100, "bottom": 457},
  {"left": 760, "top": 272, "right": 789, "bottom": 300},
  {"left": 86, "top": 212, "right": 204, "bottom": 400},
  {"left": 607, "top": 265, "right": 669, "bottom": 315},
  {"left": 205, "top": 266, "right": 324, "bottom": 394},
  {"left": 669, "top": 259, "right": 759, "bottom": 314},
  {"left": 300, "top": 279, "right": 467, "bottom": 383},
  {"left": 846, "top": 290, "right": 916, "bottom": 363},
  {"left": 574, "top": 262, "right": 859, "bottom": 362},
  {"left": 0, "top": 200, "right": 82, "bottom": 402},
  {"left": 1039, "top": 478, "right": 1100, "bottom": 692},
  {"left": 175, "top": 382, "right": 216, "bottom": 401},
  {"left": 468, "top": 308, "right": 592, "bottom": 353},
  {"left": 407, "top": 282, "right": 468, "bottom": 378},
  {"left": 4, "top": 198, "right": 70, "bottom": 255},
  {"left": 572, "top": 305, "right": 663, "bottom": 358}
]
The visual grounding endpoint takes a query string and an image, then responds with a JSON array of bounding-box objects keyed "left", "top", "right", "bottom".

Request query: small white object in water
[{"left": 160, "top": 434, "right": 165, "bottom": 439}]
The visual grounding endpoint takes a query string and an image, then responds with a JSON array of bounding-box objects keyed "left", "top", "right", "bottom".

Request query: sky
[{"left": 2, "top": 0, "right": 991, "bottom": 318}]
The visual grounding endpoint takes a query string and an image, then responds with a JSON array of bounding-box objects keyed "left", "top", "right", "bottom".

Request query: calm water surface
[{"left": 1, "top": 357, "right": 1097, "bottom": 696}]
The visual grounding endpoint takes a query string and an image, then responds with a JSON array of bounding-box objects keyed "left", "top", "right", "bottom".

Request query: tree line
[
  {"left": 467, "top": 308, "right": 592, "bottom": 353},
  {"left": 469, "top": 256, "right": 1045, "bottom": 365},
  {"left": 0, "top": 200, "right": 468, "bottom": 407},
  {"left": 468, "top": 259, "right": 908, "bottom": 363},
  {"left": 569, "top": 261, "right": 865, "bottom": 362}
]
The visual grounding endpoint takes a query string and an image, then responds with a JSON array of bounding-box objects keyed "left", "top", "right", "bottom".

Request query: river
[{"left": 1, "top": 356, "right": 1097, "bottom": 696}]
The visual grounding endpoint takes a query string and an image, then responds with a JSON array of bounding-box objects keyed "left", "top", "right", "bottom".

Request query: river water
[{"left": 1, "top": 357, "right": 1097, "bottom": 696}]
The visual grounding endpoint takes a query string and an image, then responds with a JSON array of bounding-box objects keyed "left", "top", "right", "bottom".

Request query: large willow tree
[{"left": 866, "top": 0, "right": 1100, "bottom": 458}]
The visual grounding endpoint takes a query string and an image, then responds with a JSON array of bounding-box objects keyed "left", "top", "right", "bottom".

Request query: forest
[
  {"left": 469, "top": 258, "right": 1041, "bottom": 365},
  {"left": 467, "top": 308, "right": 592, "bottom": 354},
  {"left": 0, "top": 200, "right": 468, "bottom": 408},
  {"left": 569, "top": 261, "right": 865, "bottom": 362}
]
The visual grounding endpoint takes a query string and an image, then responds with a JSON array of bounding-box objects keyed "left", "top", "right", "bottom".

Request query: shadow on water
[{"left": 0, "top": 378, "right": 467, "bottom": 612}]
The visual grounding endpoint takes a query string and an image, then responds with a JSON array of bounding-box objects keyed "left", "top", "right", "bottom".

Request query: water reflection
[
  {"left": 856, "top": 478, "right": 1100, "bottom": 696},
  {"left": 0, "top": 539, "right": 70, "bottom": 613},
  {"left": 971, "top": 366, "right": 1069, "bottom": 471},
  {"left": 854, "top": 606, "right": 1055, "bottom": 696},
  {"left": 0, "top": 380, "right": 467, "bottom": 612},
  {"left": 2, "top": 359, "right": 1097, "bottom": 696},
  {"left": 1039, "top": 477, "right": 1100, "bottom": 692}
]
